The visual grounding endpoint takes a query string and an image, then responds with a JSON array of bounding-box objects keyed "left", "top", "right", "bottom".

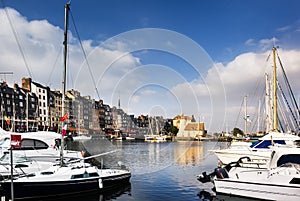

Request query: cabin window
[
  {"left": 71, "top": 172, "right": 98, "bottom": 179},
  {"left": 290, "top": 178, "right": 300, "bottom": 184},
  {"left": 89, "top": 172, "right": 99, "bottom": 177},
  {"left": 41, "top": 171, "right": 54, "bottom": 175},
  {"left": 20, "top": 139, "right": 49, "bottom": 150},
  {"left": 250, "top": 140, "right": 286, "bottom": 148},
  {"left": 277, "top": 154, "right": 300, "bottom": 167},
  {"left": 71, "top": 174, "right": 84, "bottom": 179}
]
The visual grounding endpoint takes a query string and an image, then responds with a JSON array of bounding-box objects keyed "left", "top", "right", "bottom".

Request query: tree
[
  {"left": 163, "top": 121, "right": 178, "bottom": 136},
  {"left": 232, "top": 127, "right": 244, "bottom": 137},
  {"left": 169, "top": 124, "right": 179, "bottom": 136}
]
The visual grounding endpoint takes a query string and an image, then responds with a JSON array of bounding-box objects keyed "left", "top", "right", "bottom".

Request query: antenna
[{"left": 0, "top": 72, "right": 13, "bottom": 81}]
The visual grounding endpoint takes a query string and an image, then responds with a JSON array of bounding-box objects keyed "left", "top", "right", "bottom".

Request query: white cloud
[
  {"left": 277, "top": 25, "right": 291, "bottom": 32},
  {"left": 259, "top": 37, "right": 278, "bottom": 50},
  {"left": 245, "top": 38, "right": 255, "bottom": 46}
]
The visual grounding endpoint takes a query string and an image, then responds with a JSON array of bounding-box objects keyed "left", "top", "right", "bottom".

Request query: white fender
[{"left": 99, "top": 178, "right": 103, "bottom": 189}]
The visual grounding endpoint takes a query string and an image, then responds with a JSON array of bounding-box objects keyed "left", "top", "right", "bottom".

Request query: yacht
[
  {"left": 198, "top": 147, "right": 300, "bottom": 200},
  {"left": 211, "top": 132, "right": 300, "bottom": 167}
]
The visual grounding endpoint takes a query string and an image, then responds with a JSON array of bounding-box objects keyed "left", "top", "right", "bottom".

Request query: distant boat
[
  {"left": 72, "top": 134, "right": 92, "bottom": 142},
  {"left": 144, "top": 117, "right": 167, "bottom": 142}
]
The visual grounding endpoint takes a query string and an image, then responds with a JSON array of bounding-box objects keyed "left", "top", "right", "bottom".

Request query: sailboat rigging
[{"left": 210, "top": 46, "right": 300, "bottom": 166}]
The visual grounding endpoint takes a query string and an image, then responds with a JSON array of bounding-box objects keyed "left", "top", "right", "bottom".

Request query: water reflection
[
  {"left": 66, "top": 139, "right": 223, "bottom": 201},
  {"left": 197, "top": 190, "right": 266, "bottom": 201},
  {"left": 175, "top": 141, "right": 204, "bottom": 166},
  {"left": 42, "top": 183, "right": 132, "bottom": 201}
]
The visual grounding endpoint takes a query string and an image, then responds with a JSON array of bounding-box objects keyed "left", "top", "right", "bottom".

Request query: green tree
[
  {"left": 169, "top": 124, "right": 179, "bottom": 136},
  {"left": 232, "top": 127, "right": 244, "bottom": 137}
]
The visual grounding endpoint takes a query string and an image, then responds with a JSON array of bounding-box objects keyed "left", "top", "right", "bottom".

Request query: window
[
  {"left": 20, "top": 139, "right": 49, "bottom": 150},
  {"left": 20, "top": 102, "right": 23, "bottom": 107}
]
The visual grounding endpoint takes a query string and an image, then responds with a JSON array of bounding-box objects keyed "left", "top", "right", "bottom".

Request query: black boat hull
[{"left": 0, "top": 173, "right": 131, "bottom": 200}]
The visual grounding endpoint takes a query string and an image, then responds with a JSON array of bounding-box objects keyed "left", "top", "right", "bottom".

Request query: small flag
[
  {"left": 60, "top": 113, "right": 69, "bottom": 122},
  {"left": 11, "top": 134, "right": 22, "bottom": 149},
  {"left": 4, "top": 116, "right": 10, "bottom": 125},
  {"left": 62, "top": 124, "right": 67, "bottom": 136}
]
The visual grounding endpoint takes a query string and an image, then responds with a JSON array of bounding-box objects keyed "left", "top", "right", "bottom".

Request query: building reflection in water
[{"left": 175, "top": 141, "right": 204, "bottom": 166}]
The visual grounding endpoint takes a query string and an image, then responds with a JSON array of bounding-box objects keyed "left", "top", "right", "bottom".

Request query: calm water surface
[{"left": 47, "top": 139, "right": 250, "bottom": 201}]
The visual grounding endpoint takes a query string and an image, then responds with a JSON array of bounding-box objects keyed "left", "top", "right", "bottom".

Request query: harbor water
[{"left": 43, "top": 139, "right": 250, "bottom": 201}]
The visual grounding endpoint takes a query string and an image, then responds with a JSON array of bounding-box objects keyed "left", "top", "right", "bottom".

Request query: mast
[
  {"left": 244, "top": 95, "right": 247, "bottom": 135},
  {"left": 60, "top": 2, "right": 70, "bottom": 166},
  {"left": 272, "top": 47, "right": 279, "bottom": 132}
]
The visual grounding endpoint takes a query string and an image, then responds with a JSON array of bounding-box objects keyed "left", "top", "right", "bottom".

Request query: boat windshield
[
  {"left": 0, "top": 137, "right": 10, "bottom": 148},
  {"left": 0, "top": 153, "right": 32, "bottom": 163},
  {"left": 277, "top": 154, "right": 300, "bottom": 167},
  {"left": 250, "top": 140, "right": 286, "bottom": 148}
]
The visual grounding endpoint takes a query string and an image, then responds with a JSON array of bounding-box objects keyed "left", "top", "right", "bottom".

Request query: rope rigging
[
  {"left": 1, "top": 0, "right": 34, "bottom": 79},
  {"left": 277, "top": 82, "right": 298, "bottom": 131},
  {"left": 69, "top": 9, "right": 101, "bottom": 100},
  {"left": 276, "top": 52, "right": 300, "bottom": 132}
]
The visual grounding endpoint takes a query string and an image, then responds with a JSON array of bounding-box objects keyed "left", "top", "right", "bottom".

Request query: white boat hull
[
  {"left": 215, "top": 178, "right": 300, "bottom": 201},
  {"left": 214, "top": 149, "right": 270, "bottom": 167}
]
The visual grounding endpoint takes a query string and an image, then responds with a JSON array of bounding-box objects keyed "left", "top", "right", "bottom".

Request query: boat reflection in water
[
  {"left": 44, "top": 183, "right": 131, "bottom": 201},
  {"left": 198, "top": 190, "right": 265, "bottom": 201}
]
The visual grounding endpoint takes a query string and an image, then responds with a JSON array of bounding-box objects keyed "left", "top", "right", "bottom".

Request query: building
[
  {"left": 173, "top": 114, "right": 206, "bottom": 140},
  {"left": 22, "top": 78, "right": 49, "bottom": 130},
  {"left": 0, "top": 81, "right": 38, "bottom": 132},
  {"left": 48, "top": 90, "right": 62, "bottom": 132}
]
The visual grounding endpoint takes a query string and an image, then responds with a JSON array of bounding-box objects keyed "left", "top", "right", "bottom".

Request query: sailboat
[
  {"left": 144, "top": 117, "right": 163, "bottom": 142},
  {"left": 210, "top": 47, "right": 300, "bottom": 167},
  {"left": 0, "top": 3, "right": 130, "bottom": 200}
]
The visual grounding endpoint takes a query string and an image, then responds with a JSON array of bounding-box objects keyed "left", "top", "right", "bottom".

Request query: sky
[{"left": 1, "top": 0, "right": 300, "bottom": 133}]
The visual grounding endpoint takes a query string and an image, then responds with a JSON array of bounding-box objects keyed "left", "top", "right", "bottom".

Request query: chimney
[{"left": 22, "top": 77, "right": 32, "bottom": 91}]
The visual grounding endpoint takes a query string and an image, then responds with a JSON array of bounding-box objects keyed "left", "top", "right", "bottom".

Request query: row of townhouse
[
  {"left": 0, "top": 78, "right": 114, "bottom": 133},
  {"left": 0, "top": 77, "right": 169, "bottom": 135}
]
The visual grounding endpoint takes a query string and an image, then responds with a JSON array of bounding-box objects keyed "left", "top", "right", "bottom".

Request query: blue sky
[
  {"left": 4, "top": 0, "right": 300, "bottom": 61},
  {"left": 1, "top": 0, "right": 300, "bottom": 132}
]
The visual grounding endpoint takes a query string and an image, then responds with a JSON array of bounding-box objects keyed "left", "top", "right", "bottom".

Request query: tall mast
[
  {"left": 244, "top": 95, "right": 247, "bottom": 135},
  {"left": 60, "top": 2, "right": 70, "bottom": 166},
  {"left": 272, "top": 47, "right": 279, "bottom": 132}
]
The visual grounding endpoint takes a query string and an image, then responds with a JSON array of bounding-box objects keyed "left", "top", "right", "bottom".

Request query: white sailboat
[
  {"left": 0, "top": 3, "right": 131, "bottom": 200},
  {"left": 211, "top": 47, "right": 300, "bottom": 167}
]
